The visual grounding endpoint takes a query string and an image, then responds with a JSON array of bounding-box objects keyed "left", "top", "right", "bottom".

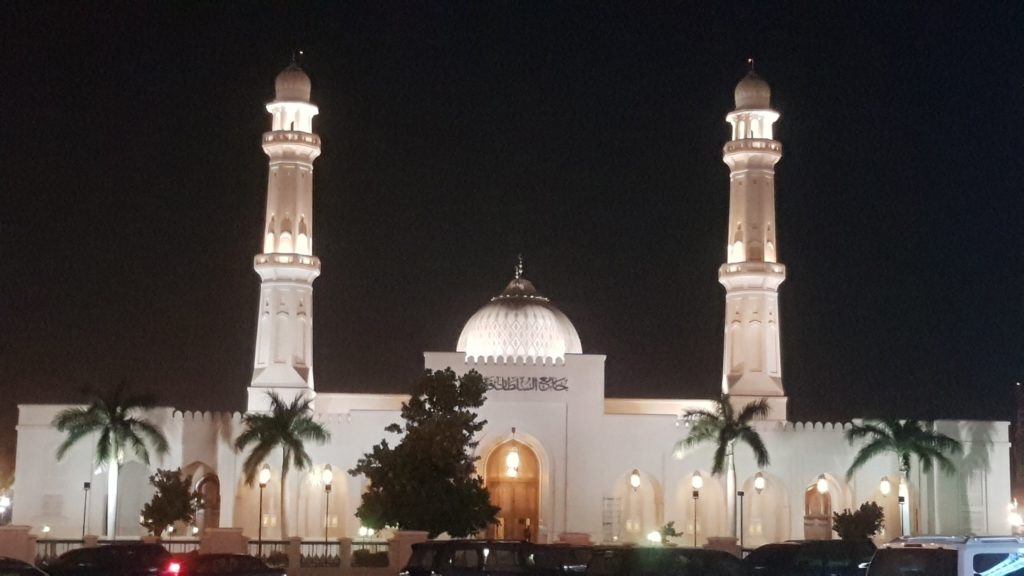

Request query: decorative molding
[{"left": 485, "top": 376, "right": 569, "bottom": 392}]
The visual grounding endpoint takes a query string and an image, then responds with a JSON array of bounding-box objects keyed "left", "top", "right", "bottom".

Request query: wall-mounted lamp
[
  {"left": 754, "top": 472, "right": 766, "bottom": 494},
  {"left": 505, "top": 427, "right": 520, "bottom": 478},
  {"left": 816, "top": 474, "right": 828, "bottom": 494},
  {"left": 879, "top": 476, "right": 891, "bottom": 496},
  {"left": 629, "top": 469, "right": 641, "bottom": 492}
]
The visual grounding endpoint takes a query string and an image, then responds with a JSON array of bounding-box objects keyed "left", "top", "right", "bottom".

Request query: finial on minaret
[
  {"left": 515, "top": 254, "right": 524, "bottom": 280},
  {"left": 291, "top": 49, "right": 304, "bottom": 65},
  {"left": 747, "top": 58, "right": 755, "bottom": 71}
]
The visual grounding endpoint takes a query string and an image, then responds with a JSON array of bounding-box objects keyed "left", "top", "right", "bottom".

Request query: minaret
[
  {"left": 248, "top": 61, "right": 322, "bottom": 411},
  {"left": 719, "top": 66, "right": 788, "bottom": 420}
]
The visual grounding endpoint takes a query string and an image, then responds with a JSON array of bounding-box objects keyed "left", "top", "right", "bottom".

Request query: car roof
[{"left": 885, "top": 535, "right": 1024, "bottom": 550}]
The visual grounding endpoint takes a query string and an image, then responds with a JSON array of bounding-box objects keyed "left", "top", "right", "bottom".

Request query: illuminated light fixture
[
  {"left": 816, "top": 474, "right": 828, "bottom": 494},
  {"left": 691, "top": 471, "right": 704, "bottom": 491},
  {"left": 754, "top": 472, "right": 766, "bottom": 494},
  {"left": 880, "top": 477, "right": 892, "bottom": 496},
  {"left": 630, "top": 469, "right": 641, "bottom": 491},
  {"left": 258, "top": 464, "right": 271, "bottom": 487},
  {"left": 0, "top": 496, "right": 10, "bottom": 508},
  {"left": 42, "top": 525, "right": 51, "bottom": 535},
  {"left": 505, "top": 427, "right": 521, "bottom": 478},
  {"left": 322, "top": 464, "right": 334, "bottom": 488},
  {"left": 191, "top": 526, "right": 199, "bottom": 535},
  {"left": 646, "top": 530, "right": 662, "bottom": 544}
]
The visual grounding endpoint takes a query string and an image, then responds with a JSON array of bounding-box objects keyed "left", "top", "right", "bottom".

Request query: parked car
[
  {"left": 866, "top": 535, "right": 1024, "bottom": 576},
  {"left": 0, "top": 557, "right": 48, "bottom": 576},
  {"left": 523, "top": 543, "right": 591, "bottom": 575},
  {"left": 43, "top": 543, "right": 171, "bottom": 576},
  {"left": 402, "top": 540, "right": 531, "bottom": 576},
  {"left": 166, "top": 553, "right": 285, "bottom": 576},
  {"left": 744, "top": 540, "right": 876, "bottom": 576},
  {"left": 586, "top": 545, "right": 745, "bottom": 576}
]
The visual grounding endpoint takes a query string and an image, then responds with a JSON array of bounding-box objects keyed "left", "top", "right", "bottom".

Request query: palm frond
[
  {"left": 711, "top": 439, "right": 728, "bottom": 476},
  {"left": 845, "top": 438, "right": 893, "bottom": 479},
  {"left": 739, "top": 428, "right": 770, "bottom": 467},
  {"left": 737, "top": 399, "right": 770, "bottom": 423}
]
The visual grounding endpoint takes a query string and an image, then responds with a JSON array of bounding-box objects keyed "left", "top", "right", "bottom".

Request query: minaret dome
[
  {"left": 275, "top": 63, "right": 312, "bottom": 102},
  {"left": 734, "top": 70, "right": 771, "bottom": 109}
]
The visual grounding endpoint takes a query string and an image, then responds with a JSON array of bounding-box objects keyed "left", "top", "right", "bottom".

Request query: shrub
[{"left": 832, "top": 501, "right": 885, "bottom": 540}]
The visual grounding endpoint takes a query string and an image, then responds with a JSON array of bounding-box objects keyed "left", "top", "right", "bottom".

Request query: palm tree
[
  {"left": 52, "top": 381, "right": 169, "bottom": 537},
  {"left": 234, "top": 391, "right": 331, "bottom": 538},
  {"left": 844, "top": 418, "right": 963, "bottom": 480},
  {"left": 681, "top": 394, "right": 770, "bottom": 538}
]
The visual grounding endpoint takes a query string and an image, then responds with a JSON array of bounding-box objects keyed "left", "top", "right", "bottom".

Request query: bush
[
  {"left": 351, "top": 549, "right": 389, "bottom": 567},
  {"left": 832, "top": 501, "right": 885, "bottom": 540}
]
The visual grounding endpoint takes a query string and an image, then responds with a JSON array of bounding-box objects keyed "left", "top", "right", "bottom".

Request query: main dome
[{"left": 457, "top": 269, "right": 582, "bottom": 363}]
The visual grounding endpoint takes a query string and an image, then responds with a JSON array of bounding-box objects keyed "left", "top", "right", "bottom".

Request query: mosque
[{"left": 13, "top": 63, "right": 1011, "bottom": 545}]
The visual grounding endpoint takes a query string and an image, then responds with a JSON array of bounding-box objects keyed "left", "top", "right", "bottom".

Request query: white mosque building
[{"left": 13, "top": 63, "right": 1011, "bottom": 546}]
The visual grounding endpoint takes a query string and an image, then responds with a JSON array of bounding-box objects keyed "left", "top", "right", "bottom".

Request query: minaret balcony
[
  {"left": 719, "top": 261, "right": 786, "bottom": 291},
  {"left": 254, "top": 253, "right": 322, "bottom": 282},
  {"left": 722, "top": 139, "right": 782, "bottom": 157},
  {"left": 262, "top": 131, "right": 322, "bottom": 159}
]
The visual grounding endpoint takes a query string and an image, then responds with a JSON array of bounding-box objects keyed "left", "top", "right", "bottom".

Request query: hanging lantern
[
  {"left": 754, "top": 472, "right": 766, "bottom": 494},
  {"left": 879, "top": 477, "right": 891, "bottom": 496},
  {"left": 816, "top": 474, "right": 829, "bottom": 494},
  {"left": 630, "top": 469, "right": 641, "bottom": 491}
]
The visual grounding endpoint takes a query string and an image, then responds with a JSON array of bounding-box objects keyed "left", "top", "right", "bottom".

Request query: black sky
[{"left": 3, "top": 2, "right": 1023, "bottom": 471}]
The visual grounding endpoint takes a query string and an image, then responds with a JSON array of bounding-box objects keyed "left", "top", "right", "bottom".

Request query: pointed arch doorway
[{"left": 485, "top": 440, "right": 539, "bottom": 541}]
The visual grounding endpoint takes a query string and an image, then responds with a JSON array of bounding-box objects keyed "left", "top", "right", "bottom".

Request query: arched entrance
[
  {"left": 485, "top": 440, "right": 539, "bottom": 541},
  {"left": 196, "top": 474, "right": 221, "bottom": 532},
  {"left": 803, "top": 478, "right": 833, "bottom": 540}
]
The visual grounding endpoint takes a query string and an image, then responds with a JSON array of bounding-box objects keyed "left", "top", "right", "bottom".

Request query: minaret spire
[
  {"left": 718, "top": 66, "right": 787, "bottom": 420},
  {"left": 515, "top": 253, "right": 524, "bottom": 280},
  {"left": 248, "top": 61, "right": 322, "bottom": 411}
]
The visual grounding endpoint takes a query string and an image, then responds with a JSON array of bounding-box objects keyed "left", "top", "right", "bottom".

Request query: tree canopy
[
  {"left": 349, "top": 368, "right": 498, "bottom": 537},
  {"left": 844, "top": 418, "right": 963, "bottom": 479},
  {"left": 140, "top": 468, "right": 203, "bottom": 536}
]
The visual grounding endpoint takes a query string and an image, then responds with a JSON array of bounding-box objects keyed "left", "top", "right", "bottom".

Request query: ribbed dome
[
  {"left": 457, "top": 271, "right": 582, "bottom": 363},
  {"left": 734, "top": 70, "right": 771, "bottom": 110},
  {"left": 275, "top": 63, "right": 311, "bottom": 102}
]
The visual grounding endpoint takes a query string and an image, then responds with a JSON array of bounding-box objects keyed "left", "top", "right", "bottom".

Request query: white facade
[{"left": 13, "top": 65, "right": 1011, "bottom": 545}]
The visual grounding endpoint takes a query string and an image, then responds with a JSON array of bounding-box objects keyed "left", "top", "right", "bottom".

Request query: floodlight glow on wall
[
  {"left": 754, "top": 472, "right": 766, "bottom": 494},
  {"left": 816, "top": 474, "right": 828, "bottom": 494},
  {"left": 630, "top": 469, "right": 641, "bottom": 491}
]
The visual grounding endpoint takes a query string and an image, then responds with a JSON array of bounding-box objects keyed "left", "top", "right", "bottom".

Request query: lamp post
[
  {"left": 737, "top": 490, "right": 745, "bottom": 550},
  {"left": 691, "top": 472, "right": 703, "bottom": 547},
  {"left": 258, "top": 465, "right": 270, "bottom": 558},
  {"left": 322, "top": 465, "right": 333, "bottom": 545},
  {"left": 81, "top": 482, "right": 91, "bottom": 540}
]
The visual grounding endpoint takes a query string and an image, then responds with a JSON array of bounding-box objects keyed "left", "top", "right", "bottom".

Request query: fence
[
  {"left": 350, "top": 540, "right": 389, "bottom": 567},
  {"left": 162, "top": 538, "right": 201, "bottom": 554},
  {"left": 300, "top": 540, "right": 341, "bottom": 567},
  {"left": 34, "top": 539, "right": 83, "bottom": 563},
  {"left": 248, "top": 539, "right": 290, "bottom": 566}
]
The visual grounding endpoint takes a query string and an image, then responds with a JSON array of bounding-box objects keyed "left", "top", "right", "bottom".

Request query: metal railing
[
  {"left": 300, "top": 541, "right": 341, "bottom": 567},
  {"left": 35, "top": 539, "right": 84, "bottom": 563},
  {"left": 162, "top": 538, "right": 201, "bottom": 554},
  {"left": 248, "top": 539, "right": 290, "bottom": 567},
  {"left": 351, "top": 540, "right": 389, "bottom": 567}
]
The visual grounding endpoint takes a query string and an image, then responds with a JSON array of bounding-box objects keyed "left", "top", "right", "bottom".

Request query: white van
[{"left": 867, "top": 535, "right": 1024, "bottom": 576}]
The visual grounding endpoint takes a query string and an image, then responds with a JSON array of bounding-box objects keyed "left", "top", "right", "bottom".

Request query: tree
[
  {"left": 52, "top": 381, "right": 169, "bottom": 537},
  {"left": 659, "top": 521, "right": 682, "bottom": 545},
  {"left": 832, "top": 501, "right": 885, "bottom": 541},
  {"left": 681, "top": 394, "right": 770, "bottom": 538},
  {"left": 844, "top": 418, "right": 963, "bottom": 479},
  {"left": 234, "top": 391, "right": 330, "bottom": 538},
  {"left": 140, "top": 468, "right": 203, "bottom": 536},
  {"left": 349, "top": 368, "right": 499, "bottom": 537}
]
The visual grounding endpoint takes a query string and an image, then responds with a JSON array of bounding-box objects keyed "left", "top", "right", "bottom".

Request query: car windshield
[
  {"left": 408, "top": 547, "right": 440, "bottom": 570},
  {"left": 868, "top": 548, "right": 957, "bottom": 576}
]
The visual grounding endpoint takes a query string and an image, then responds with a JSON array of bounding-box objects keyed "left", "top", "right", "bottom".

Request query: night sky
[{"left": 3, "top": 2, "right": 1023, "bottom": 472}]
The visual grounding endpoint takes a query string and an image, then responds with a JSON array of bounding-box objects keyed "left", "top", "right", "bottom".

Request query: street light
[
  {"left": 630, "top": 469, "right": 641, "bottom": 492},
  {"left": 258, "top": 465, "right": 271, "bottom": 557},
  {"left": 754, "top": 472, "right": 766, "bottom": 494},
  {"left": 737, "top": 490, "right": 746, "bottom": 550},
  {"left": 880, "top": 476, "right": 891, "bottom": 496},
  {"left": 82, "top": 482, "right": 91, "bottom": 539},
  {"left": 691, "top": 472, "right": 703, "bottom": 546},
  {"left": 322, "top": 465, "right": 333, "bottom": 544}
]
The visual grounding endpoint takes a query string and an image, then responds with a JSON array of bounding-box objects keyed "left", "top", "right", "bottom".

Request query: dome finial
[
  {"left": 515, "top": 254, "right": 524, "bottom": 280},
  {"left": 747, "top": 57, "right": 755, "bottom": 71},
  {"left": 292, "top": 49, "right": 304, "bottom": 65}
]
